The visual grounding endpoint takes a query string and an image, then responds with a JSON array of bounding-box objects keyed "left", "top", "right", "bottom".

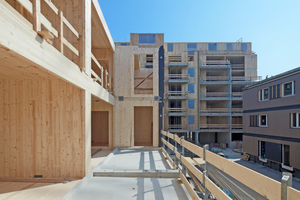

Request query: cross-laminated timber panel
[{"left": 0, "top": 79, "right": 85, "bottom": 179}]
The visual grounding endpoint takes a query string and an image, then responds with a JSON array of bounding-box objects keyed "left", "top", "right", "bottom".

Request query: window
[
  {"left": 120, "top": 43, "right": 128, "bottom": 46},
  {"left": 283, "top": 145, "right": 290, "bottom": 166},
  {"left": 188, "top": 84, "right": 194, "bottom": 93},
  {"left": 187, "top": 43, "right": 197, "bottom": 55},
  {"left": 272, "top": 85, "right": 276, "bottom": 99},
  {"left": 138, "top": 34, "right": 156, "bottom": 45},
  {"left": 188, "top": 68, "right": 195, "bottom": 78},
  {"left": 188, "top": 100, "right": 194, "bottom": 110},
  {"left": 277, "top": 84, "right": 281, "bottom": 98},
  {"left": 259, "top": 88, "right": 269, "bottom": 101},
  {"left": 227, "top": 43, "right": 233, "bottom": 51},
  {"left": 259, "top": 115, "right": 267, "bottom": 127},
  {"left": 188, "top": 116, "right": 195, "bottom": 125},
  {"left": 291, "top": 113, "right": 300, "bottom": 128},
  {"left": 260, "top": 141, "right": 266, "bottom": 159},
  {"left": 167, "top": 43, "right": 173, "bottom": 52},
  {"left": 269, "top": 86, "right": 272, "bottom": 100},
  {"left": 249, "top": 115, "right": 258, "bottom": 127},
  {"left": 283, "top": 81, "right": 295, "bottom": 97},
  {"left": 241, "top": 43, "right": 247, "bottom": 51},
  {"left": 208, "top": 43, "right": 217, "bottom": 51}
]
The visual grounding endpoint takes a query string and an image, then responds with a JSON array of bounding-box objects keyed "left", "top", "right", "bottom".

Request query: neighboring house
[{"left": 243, "top": 67, "right": 300, "bottom": 177}]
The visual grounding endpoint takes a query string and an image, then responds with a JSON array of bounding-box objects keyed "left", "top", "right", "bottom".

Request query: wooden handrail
[{"left": 161, "top": 130, "right": 300, "bottom": 199}]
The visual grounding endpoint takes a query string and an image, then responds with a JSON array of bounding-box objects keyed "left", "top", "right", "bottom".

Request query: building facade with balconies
[{"left": 163, "top": 42, "right": 260, "bottom": 148}]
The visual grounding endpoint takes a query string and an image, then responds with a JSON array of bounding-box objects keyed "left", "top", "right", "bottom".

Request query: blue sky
[{"left": 98, "top": 0, "right": 300, "bottom": 79}]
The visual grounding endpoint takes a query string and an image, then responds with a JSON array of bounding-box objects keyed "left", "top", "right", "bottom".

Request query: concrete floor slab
[{"left": 62, "top": 148, "right": 191, "bottom": 200}]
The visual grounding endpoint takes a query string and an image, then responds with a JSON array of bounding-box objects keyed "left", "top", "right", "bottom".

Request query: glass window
[
  {"left": 167, "top": 43, "right": 173, "bottom": 52},
  {"left": 139, "top": 34, "right": 147, "bottom": 44},
  {"left": 283, "top": 145, "right": 290, "bottom": 166},
  {"left": 188, "top": 100, "right": 194, "bottom": 110},
  {"left": 269, "top": 87, "right": 272, "bottom": 100},
  {"left": 188, "top": 84, "right": 194, "bottom": 93},
  {"left": 148, "top": 34, "right": 156, "bottom": 44},
  {"left": 241, "top": 43, "right": 247, "bottom": 51},
  {"left": 227, "top": 43, "right": 233, "bottom": 50},
  {"left": 188, "top": 116, "right": 195, "bottom": 125},
  {"left": 291, "top": 113, "right": 300, "bottom": 128},
  {"left": 120, "top": 43, "right": 127, "bottom": 46},
  {"left": 187, "top": 43, "right": 197, "bottom": 55},
  {"left": 138, "top": 34, "right": 155, "bottom": 44},
  {"left": 263, "top": 88, "right": 269, "bottom": 100},
  {"left": 208, "top": 43, "right": 217, "bottom": 51},
  {"left": 260, "top": 115, "right": 267, "bottom": 126},
  {"left": 277, "top": 84, "right": 281, "bottom": 98},
  {"left": 273, "top": 86, "right": 276, "bottom": 99},
  {"left": 261, "top": 141, "right": 266, "bottom": 159},
  {"left": 188, "top": 68, "right": 195, "bottom": 78},
  {"left": 283, "top": 81, "right": 294, "bottom": 96}
]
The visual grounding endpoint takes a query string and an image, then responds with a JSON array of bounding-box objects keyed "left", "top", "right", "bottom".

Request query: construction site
[{"left": 0, "top": 0, "right": 300, "bottom": 199}]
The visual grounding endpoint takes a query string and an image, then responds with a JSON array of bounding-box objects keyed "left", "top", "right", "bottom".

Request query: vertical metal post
[
  {"left": 203, "top": 144, "right": 209, "bottom": 200},
  {"left": 158, "top": 46, "right": 165, "bottom": 147},
  {"left": 180, "top": 136, "right": 186, "bottom": 176},
  {"left": 281, "top": 172, "right": 292, "bottom": 200},
  {"left": 174, "top": 134, "right": 178, "bottom": 166}
]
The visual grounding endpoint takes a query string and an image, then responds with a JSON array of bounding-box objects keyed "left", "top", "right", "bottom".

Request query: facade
[
  {"left": 0, "top": 0, "right": 115, "bottom": 179},
  {"left": 163, "top": 42, "right": 259, "bottom": 148},
  {"left": 243, "top": 67, "right": 300, "bottom": 177}
]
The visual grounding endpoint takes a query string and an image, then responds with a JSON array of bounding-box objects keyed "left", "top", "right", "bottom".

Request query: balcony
[
  {"left": 168, "top": 124, "right": 187, "bottom": 130},
  {"left": 231, "top": 108, "right": 243, "bottom": 114},
  {"left": 1, "top": 0, "right": 113, "bottom": 94},
  {"left": 232, "top": 124, "right": 243, "bottom": 131},
  {"left": 165, "top": 108, "right": 188, "bottom": 116},
  {"left": 199, "top": 50, "right": 255, "bottom": 55},
  {"left": 200, "top": 108, "right": 231, "bottom": 115},
  {"left": 165, "top": 91, "right": 189, "bottom": 100},
  {"left": 199, "top": 124, "right": 230, "bottom": 131},
  {"left": 200, "top": 92, "right": 230, "bottom": 99},
  {"left": 167, "top": 56, "right": 189, "bottom": 67},
  {"left": 232, "top": 92, "right": 243, "bottom": 98},
  {"left": 231, "top": 76, "right": 262, "bottom": 83},
  {"left": 165, "top": 74, "right": 189, "bottom": 83},
  {"left": 231, "top": 64, "right": 245, "bottom": 70},
  {"left": 199, "top": 60, "right": 230, "bottom": 69},
  {"left": 200, "top": 76, "right": 230, "bottom": 83}
]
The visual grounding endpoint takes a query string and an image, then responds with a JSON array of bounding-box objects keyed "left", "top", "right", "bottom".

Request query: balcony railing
[
  {"left": 200, "top": 108, "right": 231, "bottom": 114},
  {"left": 231, "top": 108, "right": 243, "bottom": 114},
  {"left": 200, "top": 124, "right": 230, "bottom": 130},
  {"left": 165, "top": 91, "right": 189, "bottom": 97},
  {"left": 169, "top": 56, "right": 182, "bottom": 63},
  {"left": 200, "top": 92, "right": 230, "bottom": 98},
  {"left": 168, "top": 124, "right": 187, "bottom": 130},
  {"left": 165, "top": 108, "right": 188, "bottom": 114},
  {"left": 231, "top": 64, "right": 245, "bottom": 70},
  {"left": 232, "top": 124, "right": 243, "bottom": 130},
  {"left": 232, "top": 92, "right": 243, "bottom": 98},
  {"left": 166, "top": 74, "right": 189, "bottom": 80},
  {"left": 199, "top": 50, "right": 254, "bottom": 55},
  {"left": 200, "top": 60, "right": 230, "bottom": 66},
  {"left": 200, "top": 76, "right": 230, "bottom": 82},
  {"left": 91, "top": 54, "right": 112, "bottom": 93},
  {"left": 231, "top": 76, "right": 262, "bottom": 82}
]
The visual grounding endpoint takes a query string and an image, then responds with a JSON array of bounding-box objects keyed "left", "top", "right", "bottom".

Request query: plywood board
[{"left": 134, "top": 107, "right": 153, "bottom": 146}]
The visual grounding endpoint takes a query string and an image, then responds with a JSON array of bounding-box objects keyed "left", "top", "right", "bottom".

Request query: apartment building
[
  {"left": 163, "top": 42, "right": 259, "bottom": 148},
  {"left": 243, "top": 67, "right": 300, "bottom": 177}
]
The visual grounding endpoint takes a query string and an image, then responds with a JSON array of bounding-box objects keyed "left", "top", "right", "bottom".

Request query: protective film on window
[
  {"left": 208, "top": 43, "right": 217, "bottom": 51},
  {"left": 188, "top": 68, "right": 195, "bottom": 78},
  {"left": 167, "top": 43, "right": 173, "bottom": 52},
  {"left": 188, "top": 84, "right": 194, "bottom": 93},
  {"left": 188, "top": 100, "right": 194, "bottom": 109},
  {"left": 187, "top": 43, "right": 197, "bottom": 55},
  {"left": 188, "top": 116, "right": 195, "bottom": 125}
]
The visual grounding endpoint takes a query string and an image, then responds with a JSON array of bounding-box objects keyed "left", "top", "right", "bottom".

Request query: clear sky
[{"left": 98, "top": 0, "right": 300, "bottom": 79}]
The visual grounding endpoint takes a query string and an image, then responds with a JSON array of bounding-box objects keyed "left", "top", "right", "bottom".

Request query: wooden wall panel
[
  {"left": 0, "top": 79, "right": 84, "bottom": 179},
  {"left": 134, "top": 107, "right": 153, "bottom": 146},
  {"left": 91, "top": 99, "right": 113, "bottom": 149},
  {"left": 91, "top": 111, "right": 109, "bottom": 146}
]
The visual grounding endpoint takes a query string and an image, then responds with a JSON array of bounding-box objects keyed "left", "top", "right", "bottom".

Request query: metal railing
[
  {"left": 231, "top": 76, "right": 262, "bottom": 82},
  {"left": 200, "top": 76, "right": 230, "bottom": 82},
  {"left": 231, "top": 64, "right": 245, "bottom": 70},
  {"left": 169, "top": 56, "right": 182, "bottom": 63},
  {"left": 165, "top": 91, "right": 189, "bottom": 97},
  {"left": 232, "top": 92, "right": 243, "bottom": 98},
  {"left": 200, "top": 108, "right": 231, "bottom": 114},
  {"left": 199, "top": 50, "right": 254, "bottom": 55},
  {"left": 166, "top": 74, "right": 189, "bottom": 80},
  {"left": 200, "top": 60, "right": 230, "bottom": 66},
  {"left": 200, "top": 124, "right": 230, "bottom": 130},
  {"left": 165, "top": 108, "right": 188, "bottom": 114},
  {"left": 231, "top": 124, "right": 243, "bottom": 129},
  {"left": 200, "top": 92, "right": 230, "bottom": 98}
]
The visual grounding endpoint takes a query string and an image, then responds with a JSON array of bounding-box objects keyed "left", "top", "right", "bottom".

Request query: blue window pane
[
  {"left": 139, "top": 34, "right": 147, "bottom": 44},
  {"left": 188, "top": 84, "right": 194, "bottom": 93},
  {"left": 187, "top": 43, "right": 197, "bottom": 55},
  {"left": 188, "top": 116, "right": 195, "bottom": 125},
  {"left": 188, "top": 100, "right": 194, "bottom": 110},
  {"left": 120, "top": 43, "right": 127, "bottom": 46},
  {"left": 167, "top": 43, "right": 173, "bottom": 52},
  {"left": 208, "top": 43, "right": 217, "bottom": 50},
  {"left": 188, "top": 68, "right": 194, "bottom": 78},
  {"left": 227, "top": 43, "right": 232, "bottom": 50},
  {"left": 148, "top": 34, "right": 156, "bottom": 44},
  {"left": 241, "top": 43, "right": 247, "bottom": 51}
]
